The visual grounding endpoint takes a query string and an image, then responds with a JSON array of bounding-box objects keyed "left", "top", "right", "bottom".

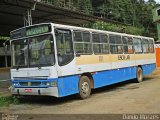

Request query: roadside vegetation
[
  {"left": 42, "top": 0, "right": 158, "bottom": 40},
  {"left": 82, "top": 21, "right": 145, "bottom": 36},
  {"left": 0, "top": 96, "right": 19, "bottom": 107}
]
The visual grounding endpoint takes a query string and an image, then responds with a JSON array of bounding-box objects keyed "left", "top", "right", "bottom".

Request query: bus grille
[
  {"left": 14, "top": 77, "right": 48, "bottom": 80},
  {"left": 20, "top": 82, "right": 41, "bottom": 87}
]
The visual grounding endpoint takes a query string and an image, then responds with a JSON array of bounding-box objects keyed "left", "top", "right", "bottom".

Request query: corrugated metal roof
[
  {"left": 0, "top": 0, "right": 127, "bottom": 36},
  {"left": 0, "top": 0, "right": 97, "bottom": 36}
]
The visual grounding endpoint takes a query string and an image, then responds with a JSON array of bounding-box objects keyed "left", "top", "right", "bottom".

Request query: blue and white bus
[{"left": 10, "top": 23, "right": 156, "bottom": 99}]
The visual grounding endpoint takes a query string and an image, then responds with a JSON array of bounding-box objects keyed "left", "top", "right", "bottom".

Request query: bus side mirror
[
  {"left": 3, "top": 39, "right": 10, "bottom": 51},
  {"left": 3, "top": 42, "right": 6, "bottom": 47},
  {"left": 3, "top": 43, "right": 7, "bottom": 50}
]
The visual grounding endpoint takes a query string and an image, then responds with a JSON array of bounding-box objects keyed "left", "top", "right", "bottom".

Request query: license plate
[{"left": 25, "top": 89, "right": 32, "bottom": 93}]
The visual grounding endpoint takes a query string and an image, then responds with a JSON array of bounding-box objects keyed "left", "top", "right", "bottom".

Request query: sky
[
  {"left": 145, "top": 0, "right": 160, "bottom": 3},
  {"left": 154, "top": 0, "right": 160, "bottom": 3}
]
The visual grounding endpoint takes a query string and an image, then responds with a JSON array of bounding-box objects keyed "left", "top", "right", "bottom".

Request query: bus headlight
[
  {"left": 42, "top": 82, "right": 50, "bottom": 86},
  {"left": 46, "top": 82, "right": 50, "bottom": 86},
  {"left": 13, "top": 83, "right": 19, "bottom": 87},
  {"left": 51, "top": 81, "right": 57, "bottom": 87}
]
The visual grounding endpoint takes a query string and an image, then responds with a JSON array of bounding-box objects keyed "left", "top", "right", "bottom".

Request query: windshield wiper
[
  {"left": 16, "top": 50, "right": 24, "bottom": 70},
  {"left": 38, "top": 61, "right": 42, "bottom": 69},
  {"left": 16, "top": 57, "right": 21, "bottom": 70},
  {"left": 16, "top": 65, "right": 20, "bottom": 70}
]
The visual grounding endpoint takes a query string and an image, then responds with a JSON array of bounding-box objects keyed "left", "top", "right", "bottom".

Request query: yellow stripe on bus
[{"left": 76, "top": 54, "right": 155, "bottom": 65}]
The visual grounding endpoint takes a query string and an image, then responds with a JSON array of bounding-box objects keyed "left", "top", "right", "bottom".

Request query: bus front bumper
[{"left": 11, "top": 87, "right": 59, "bottom": 97}]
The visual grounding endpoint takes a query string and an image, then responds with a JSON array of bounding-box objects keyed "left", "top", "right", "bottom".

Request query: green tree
[
  {"left": 76, "top": 0, "right": 93, "bottom": 14},
  {"left": 91, "top": 0, "right": 158, "bottom": 39}
]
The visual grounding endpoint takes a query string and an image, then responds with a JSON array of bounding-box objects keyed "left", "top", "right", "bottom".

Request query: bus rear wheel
[
  {"left": 78, "top": 76, "right": 91, "bottom": 99},
  {"left": 136, "top": 67, "right": 143, "bottom": 83}
]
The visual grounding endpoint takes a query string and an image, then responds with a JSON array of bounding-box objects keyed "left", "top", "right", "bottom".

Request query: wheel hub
[
  {"left": 138, "top": 70, "right": 142, "bottom": 80},
  {"left": 81, "top": 82, "right": 89, "bottom": 94}
]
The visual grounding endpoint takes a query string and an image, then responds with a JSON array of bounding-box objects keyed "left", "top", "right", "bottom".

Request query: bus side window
[
  {"left": 92, "top": 33, "right": 101, "bottom": 54},
  {"left": 92, "top": 33, "right": 109, "bottom": 54},
  {"left": 128, "top": 37, "right": 134, "bottom": 54},
  {"left": 133, "top": 37, "right": 143, "bottom": 54},
  {"left": 74, "top": 31, "right": 83, "bottom": 54},
  {"left": 122, "top": 36, "right": 134, "bottom": 54},
  {"left": 83, "top": 32, "right": 92, "bottom": 53},
  {"left": 101, "top": 34, "right": 109, "bottom": 54},
  {"left": 142, "top": 39, "right": 149, "bottom": 53},
  {"left": 148, "top": 39, "right": 154, "bottom": 53},
  {"left": 55, "top": 29, "right": 74, "bottom": 66},
  {"left": 74, "top": 30, "right": 91, "bottom": 55},
  {"left": 122, "top": 36, "right": 128, "bottom": 54},
  {"left": 109, "top": 34, "right": 123, "bottom": 54}
]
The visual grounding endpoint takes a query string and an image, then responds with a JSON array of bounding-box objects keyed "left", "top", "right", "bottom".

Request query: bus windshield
[{"left": 11, "top": 34, "right": 55, "bottom": 68}]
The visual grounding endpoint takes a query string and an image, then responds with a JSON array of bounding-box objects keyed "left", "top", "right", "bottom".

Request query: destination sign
[
  {"left": 10, "top": 24, "right": 51, "bottom": 39},
  {"left": 26, "top": 25, "right": 51, "bottom": 36}
]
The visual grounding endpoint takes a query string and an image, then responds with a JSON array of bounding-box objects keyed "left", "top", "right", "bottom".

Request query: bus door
[{"left": 54, "top": 28, "right": 75, "bottom": 77}]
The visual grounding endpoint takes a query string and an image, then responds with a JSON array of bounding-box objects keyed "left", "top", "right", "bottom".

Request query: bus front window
[
  {"left": 11, "top": 39, "right": 28, "bottom": 68},
  {"left": 29, "top": 34, "right": 55, "bottom": 67},
  {"left": 11, "top": 34, "right": 55, "bottom": 68}
]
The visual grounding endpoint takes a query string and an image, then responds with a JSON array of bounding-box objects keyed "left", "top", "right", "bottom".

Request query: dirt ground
[{"left": 0, "top": 69, "right": 160, "bottom": 115}]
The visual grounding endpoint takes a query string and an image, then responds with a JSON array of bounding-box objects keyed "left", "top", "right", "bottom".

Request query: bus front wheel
[
  {"left": 136, "top": 67, "right": 143, "bottom": 83},
  {"left": 78, "top": 76, "right": 91, "bottom": 99}
]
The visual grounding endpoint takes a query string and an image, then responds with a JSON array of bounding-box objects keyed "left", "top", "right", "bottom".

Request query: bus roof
[
  {"left": 52, "top": 23, "right": 153, "bottom": 40},
  {"left": 10, "top": 22, "right": 154, "bottom": 40}
]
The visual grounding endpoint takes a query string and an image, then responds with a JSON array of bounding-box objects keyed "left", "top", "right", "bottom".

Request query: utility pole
[
  {"left": 132, "top": 0, "right": 136, "bottom": 26},
  {"left": 23, "top": 0, "right": 40, "bottom": 26},
  {"left": 3, "top": 39, "right": 10, "bottom": 68},
  {"left": 24, "top": 9, "right": 32, "bottom": 26},
  {"left": 4, "top": 46, "right": 8, "bottom": 68}
]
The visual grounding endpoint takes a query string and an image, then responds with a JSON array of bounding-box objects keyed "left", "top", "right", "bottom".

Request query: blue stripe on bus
[
  {"left": 93, "top": 66, "right": 137, "bottom": 88},
  {"left": 57, "top": 76, "right": 79, "bottom": 97},
  {"left": 11, "top": 63, "right": 156, "bottom": 97},
  {"left": 142, "top": 64, "right": 156, "bottom": 76},
  {"left": 57, "top": 63, "right": 156, "bottom": 97}
]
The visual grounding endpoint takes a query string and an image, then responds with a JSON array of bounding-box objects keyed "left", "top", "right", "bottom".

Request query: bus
[{"left": 10, "top": 23, "right": 156, "bottom": 99}]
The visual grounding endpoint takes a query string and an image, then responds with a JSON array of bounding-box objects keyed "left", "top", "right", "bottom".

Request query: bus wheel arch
[
  {"left": 81, "top": 72, "right": 94, "bottom": 89},
  {"left": 136, "top": 65, "right": 143, "bottom": 83},
  {"left": 77, "top": 73, "right": 93, "bottom": 99}
]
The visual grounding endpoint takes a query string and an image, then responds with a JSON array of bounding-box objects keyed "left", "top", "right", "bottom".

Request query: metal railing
[
  {"left": 40, "top": 0, "right": 72, "bottom": 8},
  {"left": 38, "top": 0, "right": 90, "bottom": 14}
]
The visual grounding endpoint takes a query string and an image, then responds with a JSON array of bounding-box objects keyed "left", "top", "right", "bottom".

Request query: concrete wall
[
  {"left": 0, "top": 68, "right": 10, "bottom": 93},
  {"left": 0, "top": 68, "right": 10, "bottom": 80}
]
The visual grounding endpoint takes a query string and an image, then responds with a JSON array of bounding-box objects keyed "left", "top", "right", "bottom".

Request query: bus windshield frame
[{"left": 11, "top": 34, "right": 55, "bottom": 69}]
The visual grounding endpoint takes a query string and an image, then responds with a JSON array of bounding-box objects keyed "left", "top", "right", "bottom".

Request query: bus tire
[
  {"left": 136, "top": 67, "right": 143, "bottom": 83},
  {"left": 78, "top": 76, "right": 91, "bottom": 99}
]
